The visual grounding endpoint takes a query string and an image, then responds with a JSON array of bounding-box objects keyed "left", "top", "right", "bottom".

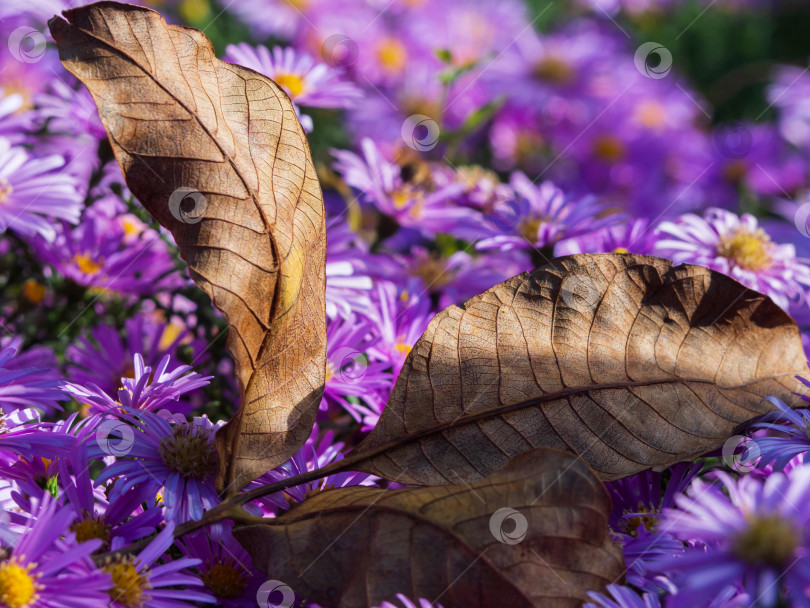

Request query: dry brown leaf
[
  {"left": 236, "top": 447, "right": 623, "bottom": 608},
  {"left": 353, "top": 253, "right": 808, "bottom": 485},
  {"left": 49, "top": 1, "right": 326, "bottom": 493}
]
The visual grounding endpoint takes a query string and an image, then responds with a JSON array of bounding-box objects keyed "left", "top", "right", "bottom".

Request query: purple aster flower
[
  {"left": 33, "top": 78, "right": 106, "bottom": 140},
  {"left": 366, "top": 282, "right": 432, "bottom": 378},
  {"left": 32, "top": 205, "right": 184, "bottom": 297},
  {"left": 607, "top": 462, "right": 701, "bottom": 592},
  {"left": 653, "top": 208, "right": 810, "bottom": 310},
  {"left": 325, "top": 219, "right": 374, "bottom": 318},
  {"left": 177, "top": 527, "right": 264, "bottom": 608},
  {"left": 57, "top": 441, "right": 163, "bottom": 550},
  {"left": 223, "top": 0, "right": 333, "bottom": 39},
  {"left": 373, "top": 596, "right": 445, "bottom": 608},
  {"left": 0, "top": 494, "right": 111, "bottom": 608},
  {"left": 475, "top": 172, "right": 617, "bottom": 252},
  {"left": 101, "top": 522, "right": 213, "bottom": 608},
  {"left": 399, "top": 246, "right": 531, "bottom": 310},
  {"left": 0, "top": 137, "right": 82, "bottom": 241},
  {"left": 90, "top": 409, "right": 221, "bottom": 525},
  {"left": 585, "top": 585, "right": 661, "bottom": 608},
  {"left": 322, "top": 313, "right": 392, "bottom": 423},
  {"left": 224, "top": 44, "right": 361, "bottom": 109},
  {"left": 332, "top": 139, "right": 483, "bottom": 238},
  {"left": 246, "top": 425, "right": 375, "bottom": 514},
  {"left": 0, "top": 344, "right": 65, "bottom": 414},
  {"left": 0, "top": 408, "right": 75, "bottom": 462},
  {"left": 0, "top": 90, "right": 34, "bottom": 143},
  {"left": 749, "top": 394, "right": 810, "bottom": 471},
  {"left": 554, "top": 219, "right": 656, "bottom": 256},
  {"left": 66, "top": 312, "right": 207, "bottom": 398},
  {"left": 768, "top": 65, "right": 810, "bottom": 152},
  {"left": 655, "top": 467, "right": 810, "bottom": 608},
  {"left": 64, "top": 353, "right": 211, "bottom": 416}
]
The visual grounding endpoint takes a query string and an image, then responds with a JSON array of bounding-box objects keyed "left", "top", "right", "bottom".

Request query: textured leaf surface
[
  {"left": 49, "top": 1, "right": 326, "bottom": 492},
  {"left": 354, "top": 253, "right": 808, "bottom": 484},
  {"left": 236, "top": 448, "right": 624, "bottom": 608}
]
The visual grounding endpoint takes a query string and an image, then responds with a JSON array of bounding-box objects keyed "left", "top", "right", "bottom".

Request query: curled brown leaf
[
  {"left": 353, "top": 253, "right": 808, "bottom": 485},
  {"left": 49, "top": 1, "right": 326, "bottom": 493},
  {"left": 236, "top": 447, "right": 624, "bottom": 608}
]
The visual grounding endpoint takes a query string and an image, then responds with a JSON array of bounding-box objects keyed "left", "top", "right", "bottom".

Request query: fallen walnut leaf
[
  {"left": 352, "top": 253, "right": 808, "bottom": 485},
  {"left": 236, "top": 447, "right": 624, "bottom": 608},
  {"left": 49, "top": 1, "right": 326, "bottom": 493}
]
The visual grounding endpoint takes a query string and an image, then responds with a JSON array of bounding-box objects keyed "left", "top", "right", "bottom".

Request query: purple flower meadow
[{"left": 2, "top": 0, "right": 810, "bottom": 606}]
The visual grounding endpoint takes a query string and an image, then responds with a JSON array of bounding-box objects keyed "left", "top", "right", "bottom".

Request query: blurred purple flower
[
  {"left": 655, "top": 468, "right": 810, "bottom": 608},
  {"left": 0, "top": 137, "right": 82, "bottom": 241},
  {"left": 654, "top": 208, "right": 810, "bottom": 309}
]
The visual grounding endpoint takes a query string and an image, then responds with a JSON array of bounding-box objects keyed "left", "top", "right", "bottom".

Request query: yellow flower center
[
  {"left": 593, "top": 135, "right": 625, "bottom": 162},
  {"left": 0, "top": 558, "right": 39, "bottom": 608},
  {"left": 394, "top": 342, "right": 412, "bottom": 357},
  {"left": 376, "top": 38, "right": 407, "bottom": 72},
  {"left": 178, "top": 0, "right": 210, "bottom": 22},
  {"left": 732, "top": 515, "right": 798, "bottom": 567},
  {"left": 412, "top": 254, "right": 452, "bottom": 291},
  {"left": 73, "top": 254, "right": 104, "bottom": 276},
  {"left": 120, "top": 215, "right": 144, "bottom": 238},
  {"left": 324, "top": 360, "right": 335, "bottom": 383},
  {"left": 716, "top": 227, "right": 774, "bottom": 271},
  {"left": 200, "top": 560, "right": 249, "bottom": 599},
  {"left": 635, "top": 100, "right": 667, "bottom": 129},
  {"left": 22, "top": 280, "right": 45, "bottom": 304},
  {"left": 104, "top": 557, "right": 150, "bottom": 608},
  {"left": 284, "top": 0, "right": 308, "bottom": 8},
  {"left": 621, "top": 504, "right": 658, "bottom": 537},
  {"left": 158, "top": 322, "right": 184, "bottom": 351},
  {"left": 518, "top": 217, "right": 545, "bottom": 242},
  {"left": 0, "top": 179, "right": 12, "bottom": 204},
  {"left": 533, "top": 56, "right": 574, "bottom": 84},
  {"left": 70, "top": 512, "right": 111, "bottom": 547},
  {"left": 613, "top": 247, "right": 630, "bottom": 254},
  {"left": 273, "top": 73, "right": 306, "bottom": 99},
  {"left": 159, "top": 424, "right": 216, "bottom": 479}
]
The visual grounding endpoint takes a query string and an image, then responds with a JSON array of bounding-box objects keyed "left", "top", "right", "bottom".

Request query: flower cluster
[{"left": 2, "top": 0, "right": 810, "bottom": 607}]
